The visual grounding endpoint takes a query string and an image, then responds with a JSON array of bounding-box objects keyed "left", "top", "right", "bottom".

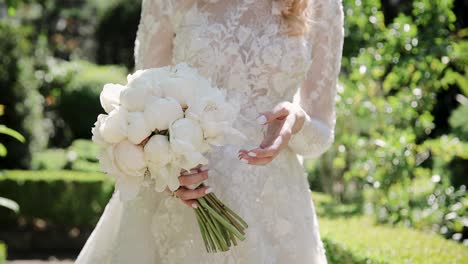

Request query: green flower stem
[
  {"left": 198, "top": 207, "right": 223, "bottom": 251},
  {"left": 210, "top": 194, "right": 249, "bottom": 229},
  {"left": 204, "top": 198, "right": 228, "bottom": 238},
  {"left": 204, "top": 197, "right": 237, "bottom": 248},
  {"left": 223, "top": 228, "right": 231, "bottom": 248},
  {"left": 197, "top": 208, "right": 221, "bottom": 252},
  {"left": 211, "top": 209, "right": 230, "bottom": 249},
  {"left": 195, "top": 210, "right": 211, "bottom": 252},
  {"left": 197, "top": 202, "right": 227, "bottom": 251},
  {"left": 193, "top": 183, "right": 249, "bottom": 252},
  {"left": 205, "top": 194, "right": 245, "bottom": 235},
  {"left": 210, "top": 218, "right": 229, "bottom": 251},
  {"left": 207, "top": 213, "right": 230, "bottom": 251},
  {"left": 204, "top": 205, "right": 230, "bottom": 251},
  {"left": 199, "top": 198, "right": 246, "bottom": 241},
  {"left": 230, "top": 229, "right": 238, "bottom": 246}
]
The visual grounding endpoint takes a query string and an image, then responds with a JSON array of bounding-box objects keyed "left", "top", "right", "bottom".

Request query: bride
[{"left": 76, "top": 0, "right": 343, "bottom": 263}]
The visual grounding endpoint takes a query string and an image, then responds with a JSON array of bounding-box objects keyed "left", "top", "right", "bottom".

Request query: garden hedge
[
  {"left": 320, "top": 216, "right": 468, "bottom": 264},
  {"left": 1, "top": 172, "right": 466, "bottom": 263},
  {"left": 0, "top": 170, "right": 113, "bottom": 228}
]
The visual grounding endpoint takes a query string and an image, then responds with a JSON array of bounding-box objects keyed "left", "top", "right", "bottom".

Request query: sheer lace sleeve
[
  {"left": 288, "top": 0, "right": 344, "bottom": 158},
  {"left": 134, "top": 0, "right": 177, "bottom": 70}
]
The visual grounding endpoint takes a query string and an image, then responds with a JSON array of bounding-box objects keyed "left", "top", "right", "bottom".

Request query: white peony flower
[
  {"left": 97, "top": 145, "right": 121, "bottom": 177},
  {"left": 170, "top": 118, "right": 205, "bottom": 150},
  {"left": 126, "top": 69, "right": 145, "bottom": 83},
  {"left": 91, "top": 114, "right": 108, "bottom": 146},
  {"left": 100, "top": 83, "right": 125, "bottom": 113},
  {"left": 127, "top": 68, "right": 170, "bottom": 97},
  {"left": 144, "top": 96, "right": 183, "bottom": 131},
  {"left": 98, "top": 145, "right": 145, "bottom": 201},
  {"left": 127, "top": 112, "right": 152, "bottom": 145},
  {"left": 148, "top": 163, "right": 180, "bottom": 192},
  {"left": 127, "top": 70, "right": 152, "bottom": 90},
  {"left": 127, "top": 67, "right": 170, "bottom": 84},
  {"left": 144, "top": 134, "right": 184, "bottom": 192},
  {"left": 99, "top": 106, "right": 128, "bottom": 144},
  {"left": 169, "top": 118, "right": 209, "bottom": 170},
  {"left": 159, "top": 78, "right": 196, "bottom": 108},
  {"left": 144, "top": 135, "right": 171, "bottom": 166},
  {"left": 114, "top": 140, "right": 147, "bottom": 178},
  {"left": 120, "top": 85, "right": 148, "bottom": 112},
  {"left": 186, "top": 89, "right": 242, "bottom": 146}
]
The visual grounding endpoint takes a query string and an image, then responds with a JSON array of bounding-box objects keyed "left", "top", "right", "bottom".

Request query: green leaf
[
  {"left": 441, "top": 70, "right": 468, "bottom": 96},
  {"left": 0, "top": 143, "right": 6, "bottom": 157},
  {"left": 0, "top": 197, "right": 19, "bottom": 213},
  {"left": 0, "top": 125, "right": 25, "bottom": 143}
]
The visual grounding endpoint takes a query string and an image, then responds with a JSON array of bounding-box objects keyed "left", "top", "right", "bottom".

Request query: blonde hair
[{"left": 277, "top": 0, "right": 310, "bottom": 36}]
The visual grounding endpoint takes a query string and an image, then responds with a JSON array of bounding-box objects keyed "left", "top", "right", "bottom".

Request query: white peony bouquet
[{"left": 92, "top": 63, "right": 247, "bottom": 253}]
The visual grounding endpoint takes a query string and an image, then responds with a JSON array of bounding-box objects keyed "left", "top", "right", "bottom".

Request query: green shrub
[
  {"left": 68, "top": 139, "right": 100, "bottom": 163},
  {"left": 306, "top": 0, "right": 468, "bottom": 244},
  {"left": 58, "top": 61, "right": 127, "bottom": 140},
  {"left": 0, "top": 22, "right": 47, "bottom": 169},
  {"left": 0, "top": 170, "right": 113, "bottom": 228},
  {"left": 31, "top": 149, "right": 68, "bottom": 170},
  {"left": 66, "top": 139, "right": 101, "bottom": 172},
  {"left": 0, "top": 241, "right": 5, "bottom": 264},
  {"left": 323, "top": 238, "right": 382, "bottom": 264},
  {"left": 365, "top": 176, "right": 467, "bottom": 243},
  {"left": 69, "top": 160, "right": 101, "bottom": 173},
  {"left": 312, "top": 192, "right": 362, "bottom": 218},
  {"left": 31, "top": 139, "right": 101, "bottom": 172},
  {"left": 36, "top": 59, "right": 127, "bottom": 145},
  {"left": 320, "top": 216, "right": 468, "bottom": 264}
]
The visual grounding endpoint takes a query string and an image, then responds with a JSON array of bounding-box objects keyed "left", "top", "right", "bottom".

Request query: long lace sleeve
[
  {"left": 288, "top": 0, "right": 344, "bottom": 158},
  {"left": 134, "top": 0, "right": 176, "bottom": 70}
]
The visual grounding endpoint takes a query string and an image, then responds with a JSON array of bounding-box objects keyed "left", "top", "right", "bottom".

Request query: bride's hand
[
  {"left": 173, "top": 165, "right": 213, "bottom": 208},
  {"left": 238, "top": 101, "right": 306, "bottom": 166}
]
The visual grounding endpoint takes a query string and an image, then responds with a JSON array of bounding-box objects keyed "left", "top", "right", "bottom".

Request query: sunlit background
[{"left": 0, "top": 0, "right": 467, "bottom": 263}]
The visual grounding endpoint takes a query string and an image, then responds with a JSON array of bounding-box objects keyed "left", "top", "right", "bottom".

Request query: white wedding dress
[{"left": 76, "top": 0, "right": 344, "bottom": 263}]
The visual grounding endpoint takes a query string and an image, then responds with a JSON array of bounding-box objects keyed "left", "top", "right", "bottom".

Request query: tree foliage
[{"left": 308, "top": 0, "right": 468, "bottom": 243}]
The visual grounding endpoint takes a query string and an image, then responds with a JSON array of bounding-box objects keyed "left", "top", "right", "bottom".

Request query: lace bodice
[{"left": 134, "top": 0, "right": 344, "bottom": 158}]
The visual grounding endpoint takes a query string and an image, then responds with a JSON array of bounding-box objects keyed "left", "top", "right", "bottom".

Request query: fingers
[
  {"left": 182, "top": 199, "right": 199, "bottom": 209},
  {"left": 175, "top": 185, "right": 213, "bottom": 201},
  {"left": 178, "top": 169, "right": 208, "bottom": 187},
  {"left": 239, "top": 153, "right": 274, "bottom": 165},
  {"left": 256, "top": 102, "right": 291, "bottom": 125},
  {"left": 238, "top": 148, "right": 275, "bottom": 165},
  {"left": 177, "top": 164, "right": 209, "bottom": 208},
  {"left": 251, "top": 115, "right": 294, "bottom": 154},
  {"left": 180, "top": 164, "right": 203, "bottom": 174},
  {"left": 239, "top": 117, "right": 294, "bottom": 165}
]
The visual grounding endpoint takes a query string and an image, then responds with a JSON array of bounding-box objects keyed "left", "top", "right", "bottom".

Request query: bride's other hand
[
  {"left": 175, "top": 165, "right": 212, "bottom": 208},
  {"left": 238, "top": 101, "right": 306, "bottom": 166}
]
